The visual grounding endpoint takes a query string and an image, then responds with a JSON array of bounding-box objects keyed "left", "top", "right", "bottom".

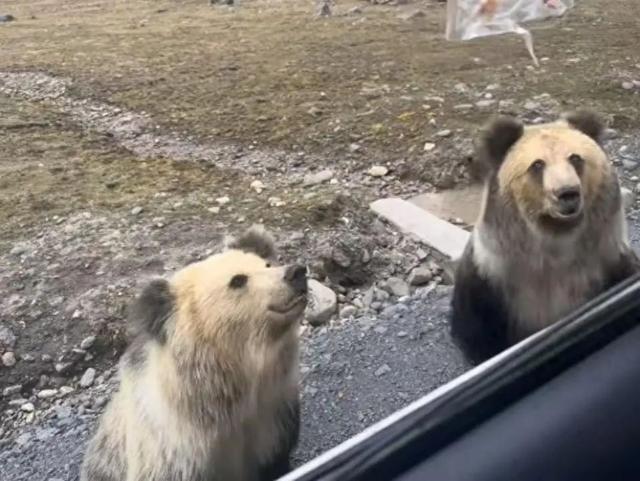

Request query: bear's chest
[{"left": 504, "top": 260, "right": 605, "bottom": 338}]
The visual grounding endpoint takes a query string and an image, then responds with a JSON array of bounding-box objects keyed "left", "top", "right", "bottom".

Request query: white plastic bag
[{"left": 446, "top": 0, "right": 575, "bottom": 66}]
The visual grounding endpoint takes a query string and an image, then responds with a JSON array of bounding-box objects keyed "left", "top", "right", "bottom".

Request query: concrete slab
[
  {"left": 408, "top": 184, "right": 483, "bottom": 226},
  {"left": 370, "top": 197, "right": 470, "bottom": 260}
]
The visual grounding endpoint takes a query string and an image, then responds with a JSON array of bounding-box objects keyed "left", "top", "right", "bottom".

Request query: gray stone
[
  {"left": 435, "top": 129, "right": 452, "bottom": 138},
  {"left": 303, "top": 169, "right": 334, "bottom": 186},
  {"left": 2, "top": 384, "right": 22, "bottom": 397},
  {"left": 20, "top": 402, "right": 35, "bottom": 413},
  {"left": 623, "top": 159, "right": 638, "bottom": 171},
  {"left": 0, "top": 324, "right": 16, "bottom": 349},
  {"left": 340, "top": 305, "right": 358, "bottom": 319},
  {"left": 367, "top": 165, "right": 388, "bottom": 177},
  {"left": 2, "top": 351, "right": 16, "bottom": 367},
  {"left": 374, "top": 364, "right": 391, "bottom": 376},
  {"left": 362, "top": 287, "right": 375, "bottom": 307},
  {"left": 0, "top": 14, "right": 15, "bottom": 23},
  {"left": 306, "top": 280, "right": 337, "bottom": 326},
  {"left": 130, "top": 206, "right": 143, "bottom": 216},
  {"left": 621, "top": 187, "right": 634, "bottom": 211},
  {"left": 80, "top": 335, "right": 96, "bottom": 350},
  {"left": 475, "top": 99, "right": 496, "bottom": 109},
  {"left": 622, "top": 81, "right": 634, "bottom": 90},
  {"left": 384, "top": 277, "right": 410, "bottom": 297},
  {"left": 79, "top": 367, "right": 96, "bottom": 388},
  {"left": 37, "top": 389, "right": 58, "bottom": 399},
  {"left": 408, "top": 267, "right": 433, "bottom": 286}
]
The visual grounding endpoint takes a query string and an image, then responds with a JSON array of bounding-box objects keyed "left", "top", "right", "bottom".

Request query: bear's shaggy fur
[
  {"left": 81, "top": 225, "right": 308, "bottom": 481},
  {"left": 451, "top": 111, "right": 640, "bottom": 365}
]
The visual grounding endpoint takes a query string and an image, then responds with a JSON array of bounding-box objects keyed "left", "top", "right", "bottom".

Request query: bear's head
[
  {"left": 128, "top": 225, "right": 308, "bottom": 353},
  {"left": 477, "top": 110, "right": 616, "bottom": 235}
]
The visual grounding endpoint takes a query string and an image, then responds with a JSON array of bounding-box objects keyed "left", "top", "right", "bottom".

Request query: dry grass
[{"left": 1, "top": 0, "right": 639, "bottom": 187}]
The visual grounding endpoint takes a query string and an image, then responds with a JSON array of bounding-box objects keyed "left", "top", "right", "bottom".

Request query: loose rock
[
  {"left": 384, "top": 277, "right": 410, "bottom": 297},
  {"left": 0, "top": 324, "right": 16, "bottom": 349},
  {"left": 250, "top": 180, "right": 266, "bottom": 193},
  {"left": 435, "top": 129, "right": 452, "bottom": 138},
  {"left": 79, "top": 367, "right": 96, "bottom": 388},
  {"left": 340, "top": 305, "right": 358, "bottom": 319},
  {"left": 367, "top": 165, "right": 388, "bottom": 177},
  {"left": 306, "top": 280, "right": 337, "bottom": 326},
  {"left": 408, "top": 267, "right": 433, "bottom": 286},
  {"left": 423, "top": 142, "right": 436, "bottom": 152},
  {"left": 79, "top": 335, "right": 96, "bottom": 350},
  {"left": 374, "top": 364, "right": 391, "bottom": 376},
  {"left": 37, "top": 389, "right": 58, "bottom": 399},
  {"left": 2, "top": 384, "right": 22, "bottom": 397},
  {"left": 303, "top": 169, "right": 334, "bottom": 186},
  {"left": 2, "top": 351, "right": 16, "bottom": 367},
  {"left": 20, "top": 402, "right": 35, "bottom": 413},
  {"left": 621, "top": 187, "right": 634, "bottom": 210}
]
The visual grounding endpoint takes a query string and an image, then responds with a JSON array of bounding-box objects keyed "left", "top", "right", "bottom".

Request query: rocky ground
[
  {"left": 1, "top": 0, "right": 640, "bottom": 479},
  {"left": 0, "top": 286, "right": 469, "bottom": 481}
]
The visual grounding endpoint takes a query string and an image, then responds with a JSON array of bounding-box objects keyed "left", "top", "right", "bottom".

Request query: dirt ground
[{"left": 1, "top": 0, "right": 640, "bottom": 437}]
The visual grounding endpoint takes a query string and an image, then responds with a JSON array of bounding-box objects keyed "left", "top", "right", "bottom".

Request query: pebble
[
  {"left": 0, "top": 325, "right": 16, "bottom": 348},
  {"left": 79, "top": 367, "right": 96, "bottom": 388},
  {"left": 384, "top": 277, "right": 410, "bottom": 297},
  {"left": 621, "top": 187, "right": 634, "bottom": 211},
  {"left": 423, "top": 142, "right": 436, "bottom": 152},
  {"left": 250, "top": 180, "right": 266, "bottom": 193},
  {"left": 80, "top": 335, "right": 96, "bottom": 350},
  {"left": 475, "top": 99, "right": 495, "bottom": 109},
  {"left": 374, "top": 364, "right": 392, "bottom": 376},
  {"left": 397, "top": 331, "right": 409, "bottom": 338},
  {"left": 20, "top": 402, "right": 35, "bottom": 413},
  {"left": 37, "top": 389, "right": 58, "bottom": 399},
  {"left": 303, "top": 169, "right": 334, "bottom": 186},
  {"left": 2, "top": 351, "right": 16, "bottom": 367},
  {"left": 207, "top": 206, "right": 220, "bottom": 214},
  {"left": 367, "top": 165, "right": 389, "bottom": 177},
  {"left": 622, "top": 81, "right": 635, "bottom": 90},
  {"left": 623, "top": 159, "right": 638, "bottom": 171},
  {"left": 340, "top": 305, "right": 358, "bottom": 319},
  {"left": 130, "top": 206, "right": 143, "bottom": 216},
  {"left": 2, "top": 384, "right": 22, "bottom": 397},
  {"left": 216, "top": 196, "right": 230, "bottom": 205},
  {"left": 408, "top": 267, "right": 433, "bottom": 286},
  {"left": 306, "top": 280, "right": 337, "bottom": 326},
  {"left": 435, "top": 129, "right": 452, "bottom": 138},
  {"left": 59, "top": 386, "right": 75, "bottom": 396},
  {"left": 524, "top": 100, "right": 540, "bottom": 111},
  {"left": 453, "top": 103, "right": 473, "bottom": 111},
  {"left": 268, "top": 197, "right": 286, "bottom": 207},
  {"left": 55, "top": 362, "right": 73, "bottom": 373}
]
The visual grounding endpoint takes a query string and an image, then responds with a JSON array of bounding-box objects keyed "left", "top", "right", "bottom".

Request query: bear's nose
[
  {"left": 554, "top": 186, "right": 582, "bottom": 215},
  {"left": 285, "top": 264, "right": 308, "bottom": 294}
]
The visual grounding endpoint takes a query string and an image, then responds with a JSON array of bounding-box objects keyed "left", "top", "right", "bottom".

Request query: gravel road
[
  {"left": 0, "top": 286, "right": 466, "bottom": 481},
  {"left": 3, "top": 218, "right": 640, "bottom": 481}
]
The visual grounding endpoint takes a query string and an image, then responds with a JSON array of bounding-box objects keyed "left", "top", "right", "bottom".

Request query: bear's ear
[
  {"left": 226, "top": 224, "right": 276, "bottom": 260},
  {"left": 127, "top": 278, "right": 174, "bottom": 344},
  {"left": 477, "top": 116, "right": 524, "bottom": 175},
  {"left": 564, "top": 110, "right": 604, "bottom": 144}
]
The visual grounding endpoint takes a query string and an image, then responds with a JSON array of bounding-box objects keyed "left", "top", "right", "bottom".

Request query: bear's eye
[
  {"left": 229, "top": 274, "right": 248, "bottom": 289},
  {"left": 529, "top": 159, "right": 546, "bottom": 175},
  {"left": 569, "top": 153, "right": 584, "bottom": 172},
  {"left": 265, "top": 262, "right": 271, "bottom": 268}
]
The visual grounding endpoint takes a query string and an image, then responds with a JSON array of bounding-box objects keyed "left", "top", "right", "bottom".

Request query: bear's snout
[
  {"left": 553, "top": 185, "right": 582, "bottom": 216},
  {"left": 284, "top": 264, "right": 308, "bottom": 294}
]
